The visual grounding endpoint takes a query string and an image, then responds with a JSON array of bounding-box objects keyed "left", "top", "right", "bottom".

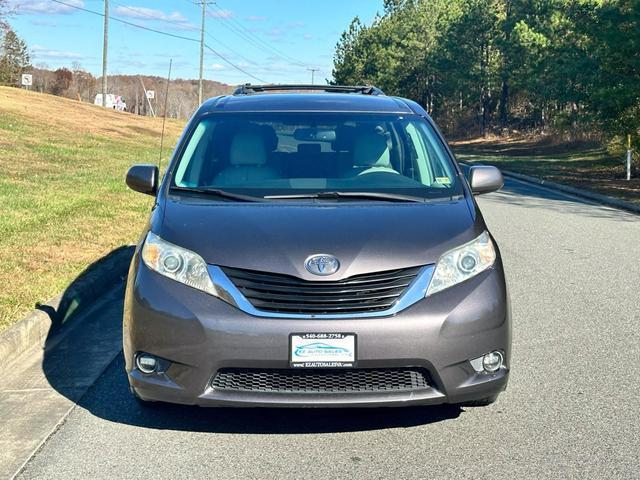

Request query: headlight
[
  {"left": 426, "top": 231, "right": 496, "bottom": 296},
  {"left": 141, "top": 232, "right": 217, "bottom": 295}
]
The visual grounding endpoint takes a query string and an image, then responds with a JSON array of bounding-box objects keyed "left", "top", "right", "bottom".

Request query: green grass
[
  {"left": 0, "top": 87, "right": 184, "bottom": 331},
  {"left": 452, "top": 140, "right": 640, "bottom": 206}
]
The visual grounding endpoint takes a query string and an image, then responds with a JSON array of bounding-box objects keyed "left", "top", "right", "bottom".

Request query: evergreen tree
[
  {"left": 0, "top": 27, "right": 31, "bottom": 86},
  {"left": 332, "top": 0, "right": 640, "bottom": 140}
]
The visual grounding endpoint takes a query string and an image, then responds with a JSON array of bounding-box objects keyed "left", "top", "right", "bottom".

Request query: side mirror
[
  {"left": 468, "top": 165, "right": 504, "bottom": 195},
  {"left": 126, "top": 164, "right": 159, "bottom": 196}
]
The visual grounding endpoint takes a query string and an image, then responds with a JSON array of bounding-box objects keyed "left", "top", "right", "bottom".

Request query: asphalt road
[{"left": 14, "top": 177, "right": 640, "bottom": 479}]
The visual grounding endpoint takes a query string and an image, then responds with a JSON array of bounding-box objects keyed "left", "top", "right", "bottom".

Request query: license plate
[{"left": 289, "top": 333, "right": 356, "bottom": 368}]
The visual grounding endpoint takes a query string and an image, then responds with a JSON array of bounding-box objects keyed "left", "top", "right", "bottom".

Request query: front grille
[
  {"left": 220, "top": 265, "right": 422, "bottom": 315},
  {"left": 211, "top": 368, "right": 430, "bottom": 394}
]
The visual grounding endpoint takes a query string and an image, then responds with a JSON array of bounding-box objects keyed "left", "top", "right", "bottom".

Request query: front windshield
[{"left": 171, "top": 112, "right": 461, "bottom": 200}]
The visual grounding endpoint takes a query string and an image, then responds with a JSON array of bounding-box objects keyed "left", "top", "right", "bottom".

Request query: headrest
[
  {"left": 260, "top": 125, "right": 278, "bottom": 152},
  {"left": 229, "top": 132, "right": 267, "bottom": 166},
  {"left": 353, "top": 132, "right": 391, "bottom": 167},
  {"left": 332, "top": 125, "right": 356, "bottom": 152}
]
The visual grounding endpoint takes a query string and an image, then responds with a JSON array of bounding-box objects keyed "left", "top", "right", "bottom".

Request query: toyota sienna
[{"left": 123, "top": 84, "right": 511, "bottom": 408}]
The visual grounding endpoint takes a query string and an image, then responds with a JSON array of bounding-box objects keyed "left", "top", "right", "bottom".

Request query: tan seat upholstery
[
  {"left": 215, "top": 132, "right": 279, "bottom": 185},
  {"left": 352, "top": 132, "right": 398, "bottom": 175}
]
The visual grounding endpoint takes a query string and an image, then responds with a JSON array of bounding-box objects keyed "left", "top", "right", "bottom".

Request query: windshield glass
[{"left": 171, "top": 112, "right": 461, "bottom": 200}]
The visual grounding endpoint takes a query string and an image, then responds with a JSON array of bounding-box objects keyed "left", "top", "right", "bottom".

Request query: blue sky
[{"left": 7, "top": 0, "right": 384, "bottom": 84}]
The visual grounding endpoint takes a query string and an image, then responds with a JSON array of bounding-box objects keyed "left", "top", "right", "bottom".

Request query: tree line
[
  {"left": 0, "top": 11, "right": 231, "bottom": 119},
  {"left": 333, "top": 0, "right": 640, "bottom": 144},
  {"left": 25, "top": 66, "right": 231, "bottom": 119}
]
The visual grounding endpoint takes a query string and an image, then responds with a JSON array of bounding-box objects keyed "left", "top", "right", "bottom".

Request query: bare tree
[{"left": 0, "top": 0, "right": 10, "bottom": 31}]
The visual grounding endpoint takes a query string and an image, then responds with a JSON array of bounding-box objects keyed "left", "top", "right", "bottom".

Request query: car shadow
[
  {"left": 39, "top": 247, "right": 462, "bottom": 434},
  {"left": 81, "top": 353, "right": 463, "bottom": 434},
  {"left": 38, "top": 246, "right": 134, "bottom": 403}
]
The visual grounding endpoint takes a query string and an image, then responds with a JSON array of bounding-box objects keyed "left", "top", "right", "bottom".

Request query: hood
[{"left": 158, "top": 199, "right": 481, "bottom": 281}]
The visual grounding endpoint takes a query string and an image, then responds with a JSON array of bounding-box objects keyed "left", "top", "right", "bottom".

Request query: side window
[
  {"left": 174, "top": 120, "right": 215, "bottom": 187},
  {"left": 404, "top": 122, "right": 433, "bottom": 186},
  {"left": 415, "top": 121, "right": 456, "bottom": 187}
]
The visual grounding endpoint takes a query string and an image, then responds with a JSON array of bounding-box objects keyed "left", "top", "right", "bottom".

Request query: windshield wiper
[
  {"left": 170, "top": 186, "right": 263, "bottom": 202},
  {"left": 264, "top": 191, "right": 426, "bottom": 203}
]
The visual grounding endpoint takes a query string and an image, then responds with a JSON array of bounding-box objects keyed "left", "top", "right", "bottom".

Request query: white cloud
[
  {"left": 114, "top": 6, "right": 187, "bottom": 22},
  {"left": 207, "top": 8, "right": 233, "bottom": 19},
  {"left": 210, "top": 63, "right": 226, "bottom": 71},
  {"left": 265, "top": 27, "right": 284, "bottom": 38},
  {"left": 30, "top": 19, "right": 58, "bottom": 27},
  {"left": 245, "top": 15, "right": 267, "bottom": 22},
  {"left": 11, "top": 0, "right": 84, "bottom": 15},
  {"left": 31, "top": 44, "right": 84, "bottom": 60}
]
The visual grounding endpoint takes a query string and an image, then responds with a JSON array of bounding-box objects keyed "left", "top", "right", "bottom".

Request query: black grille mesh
[
  {"left": 211, "top": 368, "right": 430, "bottom": 393},
  {"left": 220, "top": 265, "right": 422, "bottom": 315}
]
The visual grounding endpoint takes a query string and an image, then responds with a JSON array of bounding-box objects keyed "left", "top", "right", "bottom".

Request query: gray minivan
[{"left": 124, "top": 84, "right": 510, "bottom": 408}]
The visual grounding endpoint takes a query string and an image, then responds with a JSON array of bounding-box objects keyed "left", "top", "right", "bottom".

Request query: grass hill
[{"left": 0, "top": 86, "right": 185, "bottom": 331}]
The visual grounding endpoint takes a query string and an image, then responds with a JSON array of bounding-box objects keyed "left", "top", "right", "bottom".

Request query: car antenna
[{"left": 158, "top": 58, "right": 172, "bottom": 173}]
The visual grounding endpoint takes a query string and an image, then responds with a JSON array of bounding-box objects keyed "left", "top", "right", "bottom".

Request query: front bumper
[{"left": 123, "top": 254, "right": 511, "bottom": 407}]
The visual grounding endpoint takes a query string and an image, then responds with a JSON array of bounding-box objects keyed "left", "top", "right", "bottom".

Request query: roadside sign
[
  {"left": 146, "top": 90, "right": 155, "bottom": 100},
  {"left": 21, "top": 74, "right": 33, "bottom": 87}
]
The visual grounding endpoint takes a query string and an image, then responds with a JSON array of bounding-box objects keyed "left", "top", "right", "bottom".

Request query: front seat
[
  {"left": 351, "top": 132, "right": 398, "bottom": 176},
  {"left": 215, "top": 131, "right": 279, "bottom": 185}
]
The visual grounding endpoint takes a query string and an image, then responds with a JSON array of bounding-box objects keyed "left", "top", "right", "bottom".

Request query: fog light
[
  {"left": 136, "top": 354, "right": 158, "bottom": 374},
  {"left": 482, "top": 351, "right": 503, "bottom": 373},
  {"left": 470, "top": 351, "right": 504, "bottom": 373}
]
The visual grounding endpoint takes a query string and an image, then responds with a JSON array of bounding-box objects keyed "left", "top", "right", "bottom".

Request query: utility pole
[
  {"left": 307, "top": 68, "right": 319, "bottom": 85},
  {"left": 198, "top": 0, "right": 206, "bottom": 106},
  {"left": 101, "top": 0, "right": 109, "bottom": 107}
]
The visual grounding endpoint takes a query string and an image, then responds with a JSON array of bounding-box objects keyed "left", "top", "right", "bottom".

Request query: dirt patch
[
  {"left": 451, "top": 136, "right": 602, "bottom": 157},
  {"left": 0, "top": 87, "right": 183, "bottom": 140},
  {"left": 452, "top": 136, "right": 639, "bottom": 206}
]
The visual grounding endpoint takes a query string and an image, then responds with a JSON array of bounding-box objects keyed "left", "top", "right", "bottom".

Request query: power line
[
  {"left": 211, "top": 2, "right": 309, "bottom": 67},
  {"left": 204, "top": 30, "right": 260, "bottom": 67},
  {"left": 111, "top": 0, "right": 264, "bottom": 74},
  {"left": 196, "top": 0, "right": 211, "bottom": 105},
  {"left": 203, "top": 7, "right": 275, "bottom": 59},
  {"left": 48, "top": 0, "right": 269, "bottom": 82},
  {"left": 114, "top": 0, "right": 263, "bottom": 68},
  {"left": 50, "top": 0, "right": 201, "bottom": 43},
  {"left": 110, "top": 1, "right": 196, "bottom": 29},
  {"left": 206, "top": 2, "right": 308, "bottom": 68},
  {"left": 204, "top": 43, "right": 267, "bottom": 83}
]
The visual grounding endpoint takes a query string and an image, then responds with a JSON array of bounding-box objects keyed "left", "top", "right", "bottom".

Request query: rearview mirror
[
  {"left": 468, "top": 165, "right": 504, "bottom": 195},
  {"left": 293, "top": 128, "right": 336, "bottom": 142},
  {"left": 126, "top": 164, "right": 159, "bottom": 196}
]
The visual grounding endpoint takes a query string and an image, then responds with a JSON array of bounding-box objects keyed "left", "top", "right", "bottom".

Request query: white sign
[
  {"left": 290, "top": 333, "right": 356, "bottom": 368},
  {"left": 21, "top": 74, "right": 33, "bottom": 86},
  {"left": 146, "top": 90, "right": 155, "bottom": 99}
]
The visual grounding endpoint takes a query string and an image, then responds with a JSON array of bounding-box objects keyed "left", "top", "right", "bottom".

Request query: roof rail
[{"left": 233, "top": 84, "right": 385, "bottom": 96}]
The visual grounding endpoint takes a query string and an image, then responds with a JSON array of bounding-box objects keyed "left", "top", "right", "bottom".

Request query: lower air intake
[{"left": 211, "top": 367, "right": 430, "bottom": 394}]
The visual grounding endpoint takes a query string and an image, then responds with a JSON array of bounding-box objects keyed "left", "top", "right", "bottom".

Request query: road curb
[
  {"left": 462, "top": 162, "right": 640, "bottom": 215},
  {"left": 502, "top": 170, "right": 640, "bottom": 214},
  {"left": 0, "top": 245, "right": 134, "bottom": 365}
]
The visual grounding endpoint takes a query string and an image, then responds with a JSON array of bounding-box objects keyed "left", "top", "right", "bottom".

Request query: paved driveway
[{"left": 12, "top": 177, "right": 640, "bottom": 479}]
